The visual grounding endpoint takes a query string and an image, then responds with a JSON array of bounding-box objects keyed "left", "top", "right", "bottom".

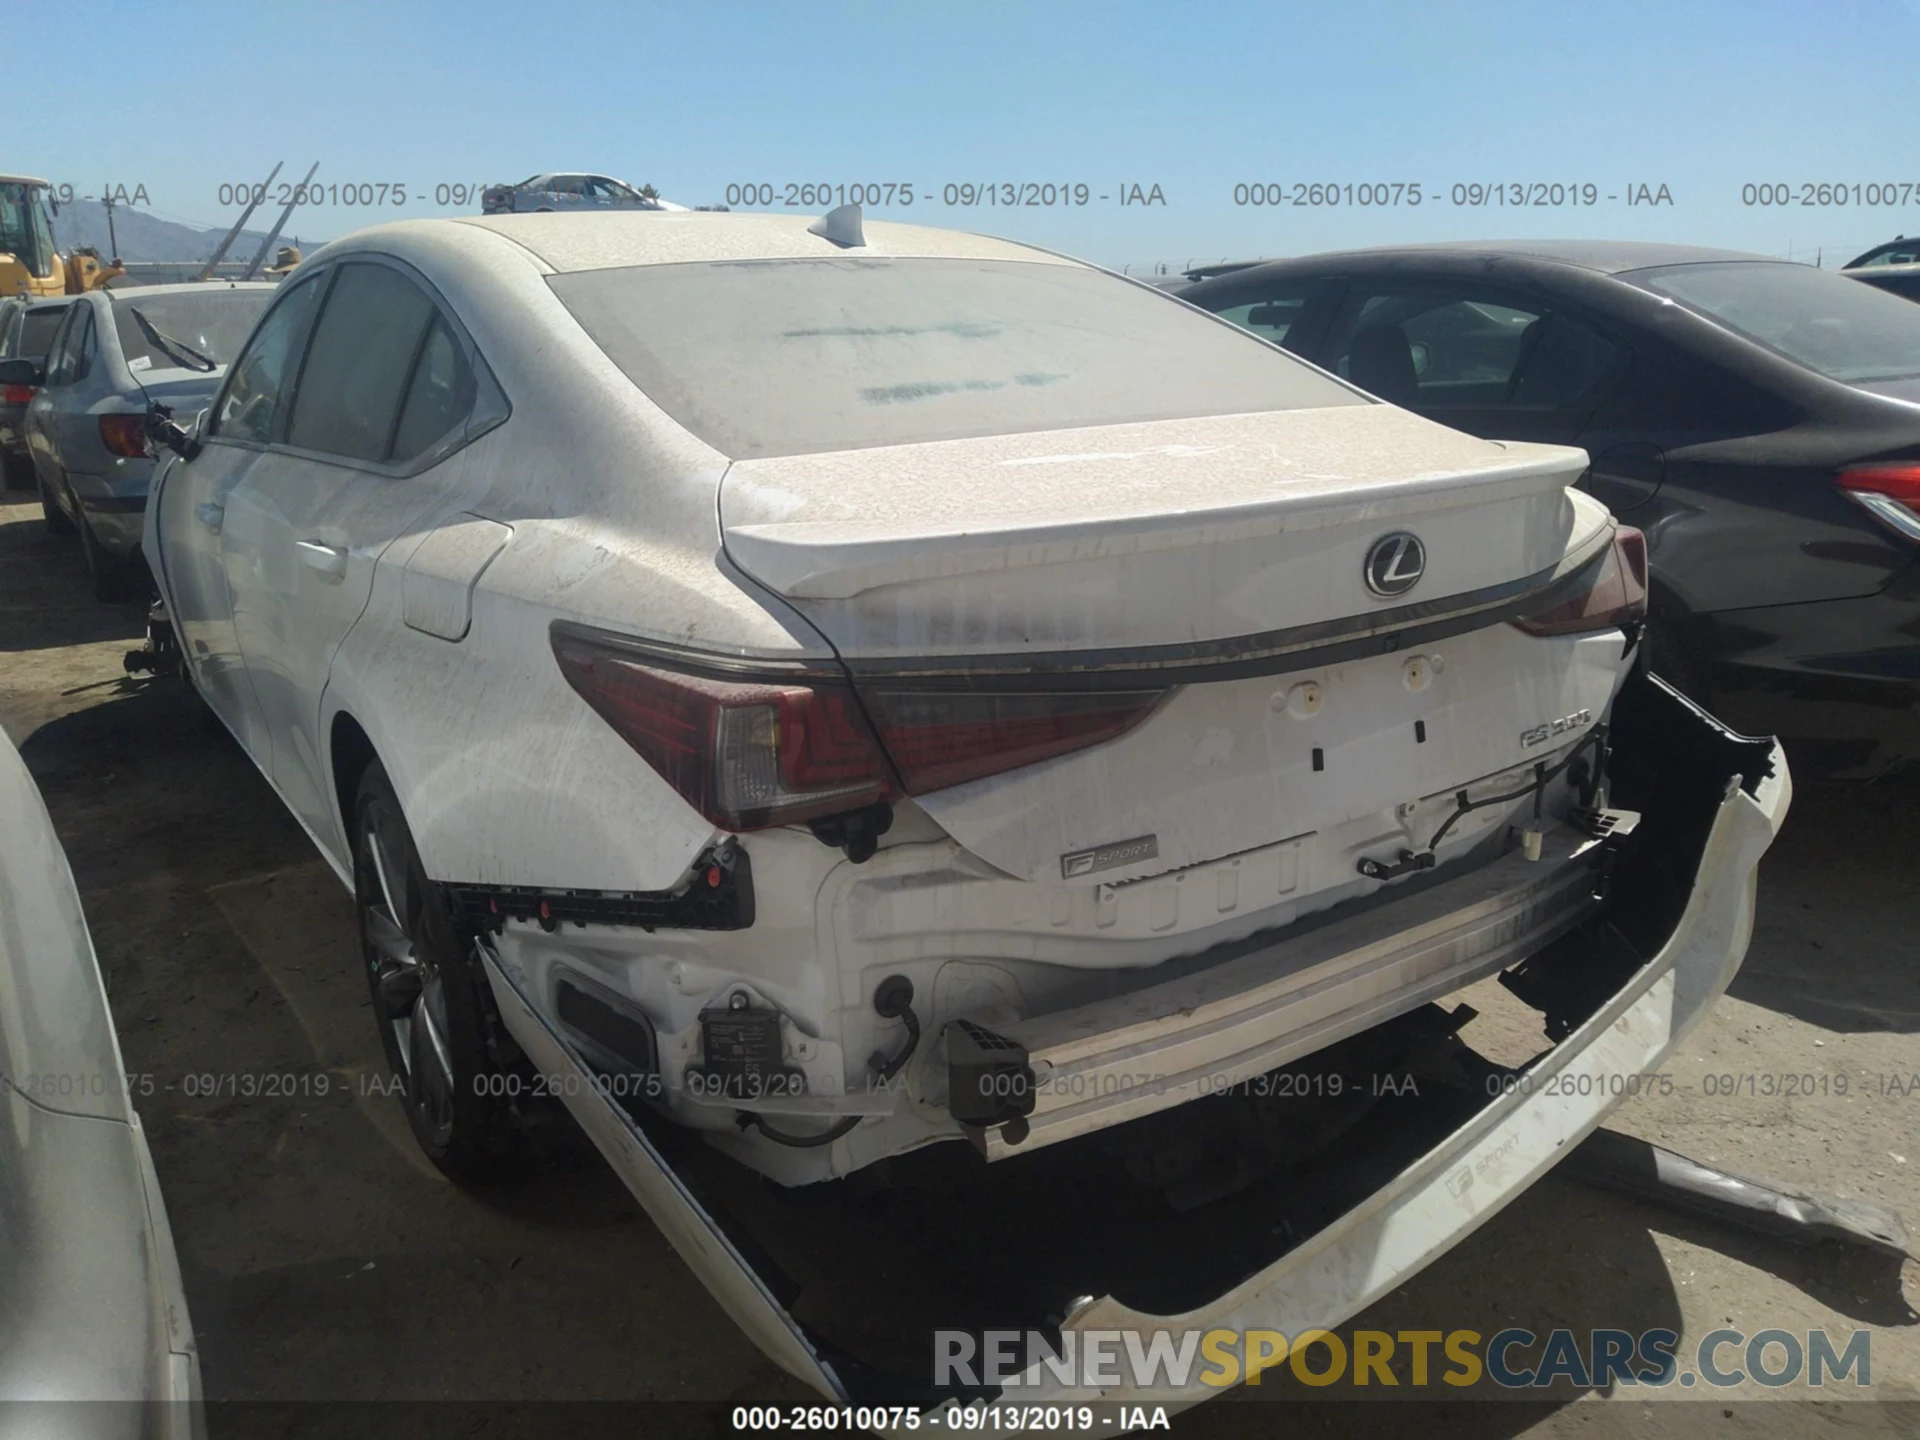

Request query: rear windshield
[
  {"left": 549, "top": 257, "right": 1362, "bottom": 459},
  {"left": 1631, "top": 260, "right": 1920, "bottom": 383},
  {"left": 110, "top": 289, "right": 274, "bottom": 374},
  {"left": 17, "top": 305, "right": 69, "bottom": 360}
]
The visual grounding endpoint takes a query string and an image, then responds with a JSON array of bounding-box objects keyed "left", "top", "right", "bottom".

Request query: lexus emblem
[{"left": 1364, "top": 532, "right": 1426, "bottom": 598}]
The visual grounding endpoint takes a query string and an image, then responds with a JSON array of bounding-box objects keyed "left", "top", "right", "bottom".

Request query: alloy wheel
[{"left": 358, "top": 813, "right": 458, "bottom": 1147}]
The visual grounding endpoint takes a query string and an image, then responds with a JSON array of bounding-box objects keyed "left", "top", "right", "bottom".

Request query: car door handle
[
  {"left": 295, "top": 540, "right": 349, "bottom": 583},
  {"left": 194, "top": 501, "right": 224, "bottom": 533}
]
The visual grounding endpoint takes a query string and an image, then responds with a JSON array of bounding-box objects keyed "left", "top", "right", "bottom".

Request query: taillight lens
[
  {"left": 1512, "top": 526, "right": 1648, "bottom": 637},
  {"left": 2, "top": 383, "right": 33, "bottom": 405},
  {"left": 1837, "top": 464, "right": 1920, "bottom": 543},
  {"left": 552, "top": 635, "right": 895, "bottom": 830},
  {"left": 552, "top": 629, "right": 1167, "bottom": 830},
  {"left": 858, "top": 689, "right": 1164, "bottom": 794},
  {"left": 98, "top": 414, "right": 148, "bottom": 458}
]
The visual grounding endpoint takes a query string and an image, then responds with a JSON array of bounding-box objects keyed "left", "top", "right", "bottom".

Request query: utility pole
[{"left": 102, "top": 193, "right": 119, "bottom": 260}]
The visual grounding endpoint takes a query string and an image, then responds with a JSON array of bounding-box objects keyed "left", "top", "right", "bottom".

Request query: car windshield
[
  {"left": 1631, "top": 260, "right": 1920, "bottom": 383},
  {"left": 550, "top": 256, "right": 1362, "bottom": 459},
  {"left": 111, "top": 289, "right": 274, "bottom": 373},
  {"left": 0, "top": 182, "right": 54, "bottom": 276}
]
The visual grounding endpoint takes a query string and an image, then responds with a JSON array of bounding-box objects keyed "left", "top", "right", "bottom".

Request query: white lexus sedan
[{"left": 143, "top": 208, "right": 1789, "bottom": 1412}]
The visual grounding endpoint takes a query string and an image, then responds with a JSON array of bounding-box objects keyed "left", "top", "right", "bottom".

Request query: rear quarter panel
[{"left": 313, "top": 243, "right": 840, "bottom": 889}]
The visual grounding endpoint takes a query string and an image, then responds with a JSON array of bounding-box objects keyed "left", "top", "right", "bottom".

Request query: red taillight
[
  {"left": 552, "top": 629, "right": 1167, "bottom": 830},
  {"left": 859, "top": 689, "right": 1164, "bottom": 794},
  {"left": 2, "top": 383, "right": 33, "bottom": 405},
  {"left": 552, "top": 635, "right": 895, "bottom": 830},
  {"left": 1837, "top": 464, "right": 1920, "bottom": 543},
  {"left": 1512, "top": 526, "right": 1649, "bottom": 638},
  {"left": 98, "top": 414, "right": 148, "bottom": 459}
]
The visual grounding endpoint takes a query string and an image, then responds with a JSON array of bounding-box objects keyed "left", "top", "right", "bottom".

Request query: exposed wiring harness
[
  {"left": 736, "top": 975, "right": 920, "bottom": 1149},
  {"left": 1423, "top": 725, "right": 1611, "bottom": 854}
]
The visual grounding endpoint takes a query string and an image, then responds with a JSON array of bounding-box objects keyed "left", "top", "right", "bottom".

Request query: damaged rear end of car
[
  {"left": 382, "top": 227, "right": 1788, "bottom": 1415},
  {"left": 479, "top": 423, "right": 1783, "bottom": 1411}
]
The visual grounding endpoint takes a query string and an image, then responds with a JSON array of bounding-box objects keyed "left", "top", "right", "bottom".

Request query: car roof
[
  {"left": 1845, "top": 237, "right": 1918, "bottom": 266},
  {"left": 445, "top": 211, "right": 1075, "bottom": 273},
  {"left": 1221, "top": 240, "right": 1776, "bottom": 277},
  {"left": 97, "top": 281, "right": 280, "bottom": 301}
]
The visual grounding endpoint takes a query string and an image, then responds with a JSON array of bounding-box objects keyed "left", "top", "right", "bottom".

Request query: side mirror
[
  {"left": 144, "top": 401, "right": 203, "bottom": 461},
  {"left": 0, "top": 357, "right": 45, "bottom": 387}
]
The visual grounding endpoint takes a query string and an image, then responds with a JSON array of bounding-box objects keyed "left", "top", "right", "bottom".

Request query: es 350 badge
[{"left": 1520, "top": 708, "right": 1592, "bottom": 749}]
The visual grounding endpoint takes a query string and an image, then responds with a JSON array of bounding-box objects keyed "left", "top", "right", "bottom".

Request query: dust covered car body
[
  {"left": 0, "top": 731, "right": 203, "bottom": 1435},
  {"left": 140, "top": 208, "right": 1787, "bottom": 1413}
]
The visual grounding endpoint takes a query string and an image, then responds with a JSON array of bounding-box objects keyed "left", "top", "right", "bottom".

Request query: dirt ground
[{"left": 1, "top": 490, "right": 1915, "bottom": 1438}]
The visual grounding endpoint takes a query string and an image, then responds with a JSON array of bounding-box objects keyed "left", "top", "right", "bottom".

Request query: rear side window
[
  {"left": 390, "top": 317, "right": 475, "bottom": 460},
  {"left": 45, "top": 306, "right": 93, "bottom": 386},
  {"left": 17, "top": 305, "right": 70, "bottom": 361},
  {"left": 214, "top": 274, "right": 326, "bottom": 443},
  {"left": 1326, "top": 291, "right": 1615, "bottom": 410},
  {"left": 286, "top": 263, "right": 438, "bottom": 461},
  {"left": 550, "top": 256, "right": 1362, "bottom": 460},
  {"left": 1633, "top": 260, "right": 1920, "bottom": 383}
]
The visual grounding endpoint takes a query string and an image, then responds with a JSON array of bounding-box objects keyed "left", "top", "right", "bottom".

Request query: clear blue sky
[{"left": 29, "top": 0, "right": 1920, "bottom": 271}]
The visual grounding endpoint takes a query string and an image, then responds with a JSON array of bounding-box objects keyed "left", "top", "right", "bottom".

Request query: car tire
[
  {"left": 39, "top": 471, "right": 72, "bottom": 534},
  {"left": 76, "top": 511, "right": 140, "bottom": 603},
  {"left": 353, "top": 762, "right": 526, "bottom": 1184},
  {"left": 1645, "top": 612, "right": 1708, "bottom": 704}
]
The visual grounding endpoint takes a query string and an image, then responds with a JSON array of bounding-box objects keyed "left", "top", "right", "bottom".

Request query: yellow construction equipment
[{"left": 0, "top": 176, "right": 124, "bottom": 296}]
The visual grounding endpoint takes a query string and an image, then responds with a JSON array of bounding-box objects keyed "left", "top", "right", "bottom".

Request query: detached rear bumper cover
[
  {"left": 1044, "top": 748, "right": 1787, "bottom": 1406},
  {"left": 479, "top": 682, "right": 1788, "bottom": 1412}
]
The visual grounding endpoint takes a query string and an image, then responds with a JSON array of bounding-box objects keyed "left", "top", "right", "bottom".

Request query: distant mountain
[{"left": 49, "top": 198, "right": 326, "bottom": 266}]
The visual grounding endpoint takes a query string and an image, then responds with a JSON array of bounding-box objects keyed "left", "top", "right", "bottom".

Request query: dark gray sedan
[
  {"left": 1177, "top": 242, "right": 1920, "bottom": 766},
  {"left": 1846, "top": 261, "right": 1920, "bottom": 304}
]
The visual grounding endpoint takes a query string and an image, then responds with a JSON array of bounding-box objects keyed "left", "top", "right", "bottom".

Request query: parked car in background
[
  {"left": 1178, "top": 243, "right": 1920, "bottom": 764},
  {"left": 0, "top": 728, "right": 203, "bottom": 1433},
  {"left": 141, "top": 209, "right": 1788, "bottom": 1415},
  {"left": 0, "top": 293, "right": 73, "bottom": 488},
  {"left": 480, "top": 172, "right": 686, "bottom": 214},
  {"left": 1845, "top": 235, "right": 1920, "bottom": 269},
  {"left": 1845, "top": 261, "right": 1920, "bottom": 304},
  {"left": 3, "top": 281, "right": 275, "bottom": 599}
]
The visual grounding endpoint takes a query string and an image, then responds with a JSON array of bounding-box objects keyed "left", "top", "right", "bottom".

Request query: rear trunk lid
[
  {"left": 720, "top": 405, "right": 1596, "bottom": 660},
  {"left": 721, "top": 405, "right": 1612, "bottom": 883}
]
